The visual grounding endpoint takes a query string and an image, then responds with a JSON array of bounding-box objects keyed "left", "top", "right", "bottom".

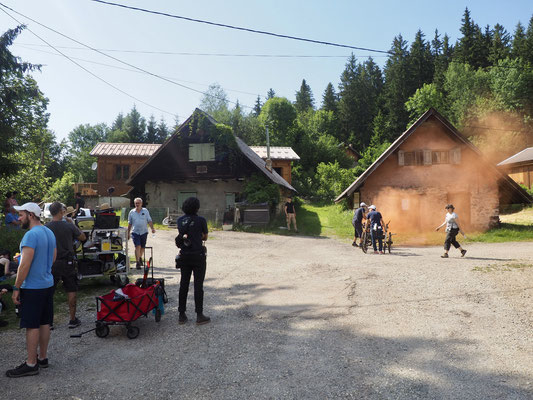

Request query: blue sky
[{"left": 0, "top": 0, "right": 531, "bottom": 141}]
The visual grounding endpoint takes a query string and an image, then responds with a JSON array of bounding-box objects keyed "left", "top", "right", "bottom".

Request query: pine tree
[
  {"left": 511, "top": 22, "right": 527, "bottom": 60},
  {"left": 408, "top": 29, "right": 434, "bottom": 91},
  {"left": 525, "top": 15, "right": 533, "bottom": 64},
  {"left": 123, "top": 105, "right": 147, "bottom": 143},
  {"left": 253, "top": 95, "right": 262, "bottom": 116},
  {"left": 433, "top": 31, "right": 454, "bottom": 91},
  {"left": 267, "top": 88, "right": 276, "bottom": 99},
  {"left": 294, "top": 79, "right": 315, "bottom": 112},
  {"left": 146, "top": 115, "right": 157, "bottom": 143},
  {"left": 321, "top": 82, "right": 337, "bottom": 112},
  {"left": 156, "top": 118, "right": 169, "bottom": 143},
  {"left": 489, "top": 23, "right": 511, "bottom": 65},
  {"left": 111, "top": 112, "right": 124, "bottom": 131}
]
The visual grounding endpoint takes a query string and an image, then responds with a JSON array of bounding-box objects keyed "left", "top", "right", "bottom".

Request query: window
[
  {"left": 432, "top": 151, "right": 450, "bottom": 164},
  {"left": 403, "top": 150, "right": 424, "bottom": 166},
  {"left": 114, "top": 165, "right": 130, "bottom": 180},
  {"left": 189, "top": 143, "right": 215, "bottom": 162}
]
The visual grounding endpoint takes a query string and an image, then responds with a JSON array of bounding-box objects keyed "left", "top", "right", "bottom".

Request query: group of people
[
  {"left": 352, "top": 202, "right": 467, "bottom": 257},
  {"left": 352, "top": 202, "right": 387, "bottom": 254}
]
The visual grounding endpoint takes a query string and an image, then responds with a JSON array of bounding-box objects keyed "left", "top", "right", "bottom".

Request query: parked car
[{"left": 41, "top": 202, "right": 52, "bottom": 223}]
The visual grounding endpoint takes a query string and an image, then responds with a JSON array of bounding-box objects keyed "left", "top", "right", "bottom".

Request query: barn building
[
  {"left": 498, "top": 147, "right": 533, "bottom": 190},
  {"left": 126, "top": 109, "right": 296, "bottom": 220},
  {"left": 335, "top": 108, "right": 531, "bottom": 232}
]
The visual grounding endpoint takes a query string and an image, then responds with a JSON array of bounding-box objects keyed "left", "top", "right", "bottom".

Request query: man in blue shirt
[
  {"left": 6, "top": 202, "right": 56, "bottom": 378},
  {"left": 352, "top": 202, "right": 367, "bottom": 247},
  {"left": 127, "top": 197, "right": 155, "bottom": 269},
  {"left": 5, "top": 206, "right": 21, "bottom": 229},
  {"left": 366, "top": 205, "right": 386, "bottom": 254}
]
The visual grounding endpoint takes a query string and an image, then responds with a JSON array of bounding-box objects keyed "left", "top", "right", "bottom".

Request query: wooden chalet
[
  {"left": 335, "top": 108, "right": 532, "bottom": 232},
  {"left": 498, "top": 147, "right": 533, "bottom": 189},
  {"left": 126, "top": 109, "right": 296, "bottom": 219},
  {"left": 248, "top": 146, "right": 300, "bottom": 184}
]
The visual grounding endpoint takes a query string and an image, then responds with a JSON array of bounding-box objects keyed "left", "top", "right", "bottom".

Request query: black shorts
[
  {"left": 19, "top": 286, "right": 54, "bottom": 329},
  {"left": 52, "top": 259, "right": 79, "bottom": 292},
  {"left": 354, "top": 223, "right": 363, "bottom": 238}
]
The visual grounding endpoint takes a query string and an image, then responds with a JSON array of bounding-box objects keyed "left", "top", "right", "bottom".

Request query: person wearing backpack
[{"left": 175, "top": 197, "right": 210, "bottom": 325}]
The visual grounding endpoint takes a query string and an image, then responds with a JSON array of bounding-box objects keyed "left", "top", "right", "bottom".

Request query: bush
[
  {"left": 315, "top": 161, "right": 357, "bottom": 202},
  {"left": 0, "top": 227, "right": 25, "bottom": 257},
  {"left": 243, "top": 173, "right": 280, "bottom": 207},
  {"left": 44, "top": 172, "right": 75, "bottom": 205}
]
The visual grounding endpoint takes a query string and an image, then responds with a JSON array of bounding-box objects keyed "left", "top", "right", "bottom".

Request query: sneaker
[
  {"left": 68, "top": 318, "right": 81, "bottom": 329},
  {"left": 0, "top": 319, "right": 8, "bottom": 327},
  {"left": 373, "top": 251, "right": 378, "bottom": 254},
  {"left": 178, "top": 312, "right": 188, "bottom": 325},
  {"left": 37, "top": 358, "right": 48, "bottom": 369},
  {"left": 461, "top": 249, "right": 467, "bottom": 257},
  {"left": 136, "top": 261, "right": 141, "bottom": 270},
  {"left": 196, "top": 314, "right": 211, "bottom": 325},
  {"left": 379, "top": 251, "right": 384, "bottom": 254},
  {"left": 352, "top": 242, "right": 357, "bottom": 247},
  {"left": 6, "top": 362, "right": 39, "bottom": 378},
  {"left": 441, "top": 253, "right": 449, "bottom": 258}
]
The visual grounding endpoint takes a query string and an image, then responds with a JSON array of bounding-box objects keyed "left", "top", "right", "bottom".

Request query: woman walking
[{"left": 435, "top": 204, "right": 467, "bottom": 258}]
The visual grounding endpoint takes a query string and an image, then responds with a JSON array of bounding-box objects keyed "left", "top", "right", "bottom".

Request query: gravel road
[{"left": 2, "top": 230, "right": 533, "bottom": 399}]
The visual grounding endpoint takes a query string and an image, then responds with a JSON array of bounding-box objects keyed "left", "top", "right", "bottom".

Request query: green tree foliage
[
  {"left": 253, "top": 95, "right": 262, "bottom": 116},
  {"left": 145, "top": 115, "right": 158, "bottom": 143},
  {"left": 408, "top": 30, "right": 434, "bottom": 90},
  {"left": 0, "top": 152, "right": 49, "bottom": 203},
  {"left": 68, "top": 123, "right": 108, "bottom": 182},
  {"left": 315, "top": 161, "right": 357, "bottom": 201},
  {"left": 123, "top": 105, "right": 146, "bottom": 142},
  {"left": 294, "top": 79, "right": 314, "bottom": 112},
  {"left": 259, "top": 97, "right": 298, "bottom": 146},
  {"left": 156, "top": 118, "right": 170, "bottom": 143},
  {"left": 44, "top": 171, "right": 75, "bottom": 205},
  {"left": 321, "top": 82, "right": 337, "bottom": 112},
  {"left": 266, "top": 88, "right": 276, "bottom": 99},
  {"left": 489, "top": 23, "right": 511, "bottom": 65},
  {"left": 243, "top": 173, "right": 280, "bottom": 206},
  {"left": 199, "top": 83, "right": 230, "bottom": 122},
  {"left": 405, "top": 83, "right": 448, "bottom": 124}
]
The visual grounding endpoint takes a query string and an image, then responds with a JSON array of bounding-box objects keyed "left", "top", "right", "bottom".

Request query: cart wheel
[
  {"left": 155, "top": 308, "right": 162, "bottom": 322},
  {"left": 95, "top": 324, "right": 109, "bottom": 338},
  {"left": 162, "top": 217, "right": 169, "bottom": 226},
  {"left": 163, "top": 292, "right": 168, "bottom": 304},
  {"left": 126, "top": 326, "right": 140, "bottom": 339},
  {"left": 110, "top": 275, "right": 116, "bottom": 284},
  {"left": 361, "top": 232, "right": 368, "bottom": 253},
  {"left": 116, "top": 275, "right": 129, "bottom": 287},
  {"left": 387, "top": 234, "right": 392, "bottom": 253}
]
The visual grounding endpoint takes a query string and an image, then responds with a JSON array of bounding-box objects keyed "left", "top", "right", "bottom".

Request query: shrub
[
  {"left": 0, "top": 227, "right": 25, "bottom": 257},
  {"left": 243, "top": 173, "right": 280, "bottom": 207},
  {"left": 44, "top": 172, "right": 75, "bottom": 205}
]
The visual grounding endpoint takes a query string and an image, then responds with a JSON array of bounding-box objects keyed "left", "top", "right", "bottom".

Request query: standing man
[
  {"left": 352, "top": 202, "right": 367, "bottom": 247},
  {"left": 284, "top": 197, "right": 298, "bottom": 233},
  {"left": 127, "top": 197, "right": 155, "bottom": 269},
  {"left": 6, "top": 203, "right": 56, "bottom": 378},
  {"left": 46, "top": 202, "right": 86, "bottom": 329},
  {"left": 366, "top": 205, "right": 386, "bottom": 254},
  {"left": 74, "top": 192, "right": 85, "bottom": 217},
  {"left": 435, "top": 204, "right": 467, "bottom": 258}
]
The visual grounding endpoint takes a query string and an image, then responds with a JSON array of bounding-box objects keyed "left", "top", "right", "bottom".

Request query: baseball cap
[
  {"left": 360, "top": 202, "right": 367, "bottom": 207},
  {"left": 14, "top": 202, "right": 41, "bottom": 217},
  {"left": 368, "top": 205, "right": 376, "bottom": 210}
]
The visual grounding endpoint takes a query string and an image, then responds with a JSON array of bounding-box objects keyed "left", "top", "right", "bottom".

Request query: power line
[
  {"left": 14, "top": 43, "right": 389, "bottom": 58},
  {"left": 89, "top": 0, "right": 392, "bottom": 55},
  {"left": 0, "top": 3, "right": 250, "bottom": 109},
  {"left": 0, "top": 6, "right": 176, "bottom": 117},
  {"left": 16, "top": 44, "right": 263, "bottom": 98}
]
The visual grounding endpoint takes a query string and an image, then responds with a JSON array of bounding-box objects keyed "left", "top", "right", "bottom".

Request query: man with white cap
[
  {"left": 366, "top": 205, "right": 386, "bottom": 254},
  {"left": 352, "top": 202, "right": 367, "bottom": 247},
  {"left": 7, "top": 203, "right": 56, "bottom": 377}
]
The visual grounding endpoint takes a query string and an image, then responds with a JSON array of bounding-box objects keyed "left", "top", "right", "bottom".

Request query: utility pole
[{"left": 265, "top": 124, "right": 272, "bottom": 172}]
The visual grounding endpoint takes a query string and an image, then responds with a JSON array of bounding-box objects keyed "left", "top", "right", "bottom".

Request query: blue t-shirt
[
  {"left": 128, "top": 208, "right": 153, "bottom": 235},
  {"left": 177, "top": 215, "right": 208, "bottom": 255},
  {"left": 367, "top": 211, "right": 383, "bottom": 229},
  {"left": 20, "top": 225, "right": 56, "bottom": 289},
  {"left": 5, "top": 212, "right": 19, "bottom": 227}
]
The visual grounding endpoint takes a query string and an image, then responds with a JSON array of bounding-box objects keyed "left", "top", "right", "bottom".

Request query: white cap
[
  {"left": 368, "top": 204, "right": 376, "bottom": 210},
  {"left": 360, "top": 202, "right": 367, "bottom": 207},
  {"left": 14, "top": 202, "right": 41, "bottom": 217}
]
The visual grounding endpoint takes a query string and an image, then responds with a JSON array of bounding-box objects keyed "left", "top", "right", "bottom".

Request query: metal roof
[
  {"left": 497, "top": 147, "right": 533, "bottom": 166},
  {"left": 249, "top": 146, "right": 300, "bottom": 160},
  {"left": 90, "top": 142, "right": 161, "bottom": 157}
]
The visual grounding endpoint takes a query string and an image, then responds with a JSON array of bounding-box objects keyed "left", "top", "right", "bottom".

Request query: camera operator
[{"left": 175, "top": 197, "right": 210, "bottom": 325}]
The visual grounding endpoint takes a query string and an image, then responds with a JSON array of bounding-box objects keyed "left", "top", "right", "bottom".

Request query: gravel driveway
[{"left": 2, "top": 230, "right": 533, "bottom": 399}]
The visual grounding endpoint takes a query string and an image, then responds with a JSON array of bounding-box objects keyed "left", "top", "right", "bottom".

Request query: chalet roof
[
  {"left": 335, "top": 108, "right": 532, "bottom": 204},
  {"left": 90, "top": 142, "right": 161, "bottom": 157},
  {"left": 248, "top": 146, "right": 300, "bottom": 160},
  {"left": 126, "top": 108, "right": 296, "bottom": 192},
  {"left": 497, "top": 147, "right": 533, "bottom": 166}
]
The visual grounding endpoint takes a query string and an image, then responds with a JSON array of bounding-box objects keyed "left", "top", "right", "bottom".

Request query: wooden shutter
[
  {"left": 189, "top": 144, "right": 199, "bottom": 162},
  {"left": 398, "top": 150, "right": 405, "bottom": 166},
  {"left": 423, "top": 149, "right": 432, "bottom": 165},
  {"left": 451, "top": 148, "right": 461, "bottom": 164},
  {"left": 204, "top": 143, "right": 215, "bottom": 161}
]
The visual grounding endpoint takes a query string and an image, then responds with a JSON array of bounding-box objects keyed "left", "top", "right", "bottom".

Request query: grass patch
[
  {"left": 468, "top": 223, "right": 533, "bottom": 243},
  {"left": 473, "top": 262, "right": 533, "bottom": 272}
]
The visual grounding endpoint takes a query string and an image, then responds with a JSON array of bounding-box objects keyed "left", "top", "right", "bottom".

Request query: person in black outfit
[
  {"left": 284, "top": 197, "right": 298, "bottom": 232},
  {"left": 352, "top": 202, "right": 367, "bottom": 247},
  {"left": 74, "top": 193, "right": 85, "bottom": 217},
  {"left": 175, "top": 197, "right": 210, "bottom": 325}
]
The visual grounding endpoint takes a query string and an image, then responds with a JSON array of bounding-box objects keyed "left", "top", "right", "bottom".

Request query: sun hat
[
  {"left": 98, "top": 203, "right": 111, "bottom": 211},
  {"left": 14, "top": 202, "right": 41, "bottom": 217},
  {"left": 65, "top": 206, "right": 76, "bottom": 216}
]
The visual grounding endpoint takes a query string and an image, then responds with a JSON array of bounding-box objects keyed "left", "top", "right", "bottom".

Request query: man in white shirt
[
  {"left": 127, "top": 198, "right": 155, "bottom": 269},
  {"left": 435, "top": 204, "right": 467, "bottom": 258}
]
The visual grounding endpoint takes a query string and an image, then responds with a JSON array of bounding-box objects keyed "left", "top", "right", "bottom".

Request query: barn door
[{"left": 446, "top": 192, "right": 471, "bottom": 229}]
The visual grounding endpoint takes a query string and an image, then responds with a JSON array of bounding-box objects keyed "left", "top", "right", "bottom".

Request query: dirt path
[{"left": 2, "top": 231, "right": 533, "bottom": 399}]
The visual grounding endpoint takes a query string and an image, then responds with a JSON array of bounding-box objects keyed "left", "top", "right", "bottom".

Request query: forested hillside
[{"left": 1, "top": 8, "right": 533, "bottom": 202}]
